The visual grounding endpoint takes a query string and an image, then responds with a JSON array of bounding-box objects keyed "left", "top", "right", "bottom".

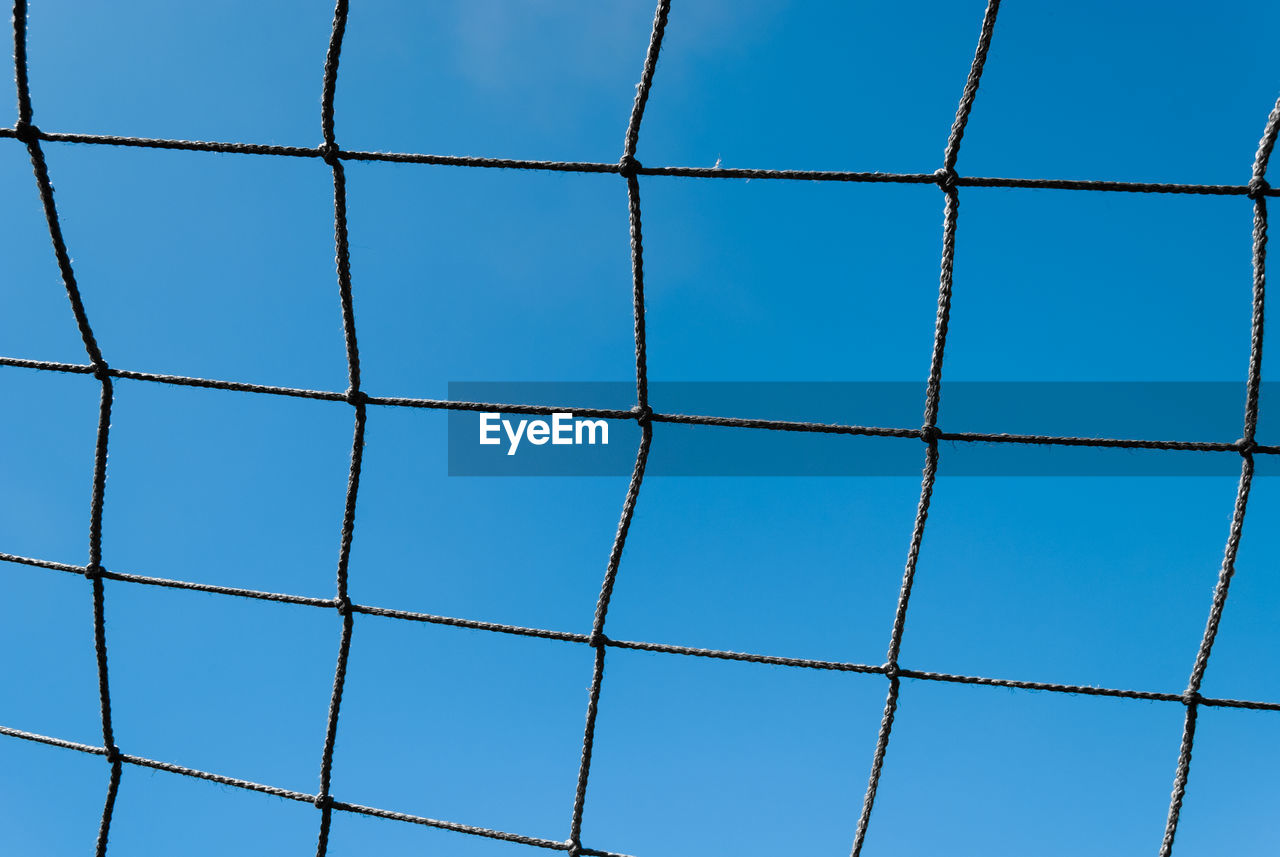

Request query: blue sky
[{"left": 3, "top": 1, "right": 1280, "bottom": 856}]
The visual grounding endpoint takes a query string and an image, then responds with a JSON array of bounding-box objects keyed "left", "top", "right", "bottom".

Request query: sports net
[{"left": 3, "top": 1, "right": 1278, "bottom": 855}]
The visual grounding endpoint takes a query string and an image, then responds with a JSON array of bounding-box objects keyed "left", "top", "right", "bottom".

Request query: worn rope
[
  {"left": 0, "top": 545, "right": 1276, "bottom": 714},
  {"left": 312, "top": 2, "right": 367, "bottom": 854},
  {"left": 849, "top": 4, "right": 1002, "bottom": 854},
  {"left": 1156, "top": 93, "right": 1280, "bottom": 857},
  {"left": 2, "top": 125, "right": 1278, "bottom": 196},
  {"left": 5, "top": 356, "right": 1277, "bottom": 454},
  {"left": 12, "top": 1, "right": 124, "bottom": 852},
  {"left": 5, "top": 1, "right": 1278, "bottom": 855},
  {"left": 566, "top": 4, "right": 670, "bottom": 854}
]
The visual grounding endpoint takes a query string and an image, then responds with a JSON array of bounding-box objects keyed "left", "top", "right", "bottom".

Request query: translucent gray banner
[{"left": 447, "top": 382, "right": 1278, "bottom": 476}]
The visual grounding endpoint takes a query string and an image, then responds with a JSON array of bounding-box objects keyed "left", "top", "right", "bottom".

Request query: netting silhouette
[{"left": 3, "top": 0, "right": 1278, "bottom": 854}]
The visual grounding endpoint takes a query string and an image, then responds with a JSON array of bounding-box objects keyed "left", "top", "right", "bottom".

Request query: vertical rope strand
[
  {"left": 566, "top": 4, "right": 670, "bottom": 854},
  {"left": 627, "top": 173, "right": 651, "bottom": 417},
  {"left": 849, "top": 443, "right": 938, "bottom": 857},
  {"left": 566, "top": 424, "right": 653, "bottom": 856},
  {"left": 314, "top": 2, "right": 365, "bottom": 854},
  {"left": 13, "top": 2, "right": 122, "bottom": 853},
  {"left": 850, "top": 4, "right": 1001, "bottom": 855},
  {"left": 1157, "top": 94, "right": 1279, "bottom": 857},
  {"left": 622, "top": 0, "right": 671, "bottom": 163},
  {"left": 1242, "top": 98, "right": 1280, "bottom": 441},
  {"left": 941, "top": 0, "right": 1002, "bottom": 175}
]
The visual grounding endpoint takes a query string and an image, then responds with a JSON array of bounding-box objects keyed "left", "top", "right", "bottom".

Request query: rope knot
[
  {"left": 618, "top": 155, "right": 642, "bottom": 178},
  {"left": 919, "top": 424, "right": 941, "bottom": 444},
  {"left": 633, "top": 405, "right": 653, "bottom": 424},
  {"left": 345, "top": 388, "right": 367, "bottom": 407},
  {"left": 1182, "top": 690, "right": 1202, "bottom": 707},
  {"left": 334, "top": 595, "right": 352, "bottom": 616},
  {"left": 314, "top": 793, "right": 333, "bottom": 810},
  {"left": 1248, "top": 176, "right": 1270, "bottom": 200},
  {"left": 933, "top": 167, "right": 958, "bottom": 192},
  {"left": 13, "top": 120, "right": 39, "bottom": 144},
  {"left": 882, "top": 663, "right": 900, "bottom": 680},
  {"left": 104, "top": 744, "right": 121, "bottom": 765},
  {"left": 588, "top": 631, "right": 607, "bottom": 648},
  {"left": 91, "top": 361, "right": 111, "bottom": 382},
  {"left": 318, "top": 142, "right": 341, "bottom": 166},
  {"left": 1237, "top": 437, "right": 1258, "bottom": 457},
  {"left": 84, "top": 563, "right": 103, "bottom": 581}
]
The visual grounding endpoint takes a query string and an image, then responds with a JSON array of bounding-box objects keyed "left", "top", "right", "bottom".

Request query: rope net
[{"left": 3, "top": 1, "right": 1278, "bottom": 855}]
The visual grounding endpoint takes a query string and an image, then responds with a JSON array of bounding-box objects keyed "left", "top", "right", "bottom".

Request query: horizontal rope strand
[{"left": 2, "top": 129, "right": 1275, "bottom": 196}]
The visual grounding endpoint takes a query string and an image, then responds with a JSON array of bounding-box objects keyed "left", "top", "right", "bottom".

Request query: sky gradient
[{"left": 3, "top": 2, "right": 1280, "bottom": 856}]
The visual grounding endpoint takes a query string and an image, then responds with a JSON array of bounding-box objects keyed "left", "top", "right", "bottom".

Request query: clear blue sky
[{"left": 3, "top": 1, "right": 1280, "bottom": 855}]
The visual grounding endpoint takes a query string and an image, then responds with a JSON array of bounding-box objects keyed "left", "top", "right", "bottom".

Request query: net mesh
[{"left": 3, "top": 1, "right": 1279, "bottom": 855}]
